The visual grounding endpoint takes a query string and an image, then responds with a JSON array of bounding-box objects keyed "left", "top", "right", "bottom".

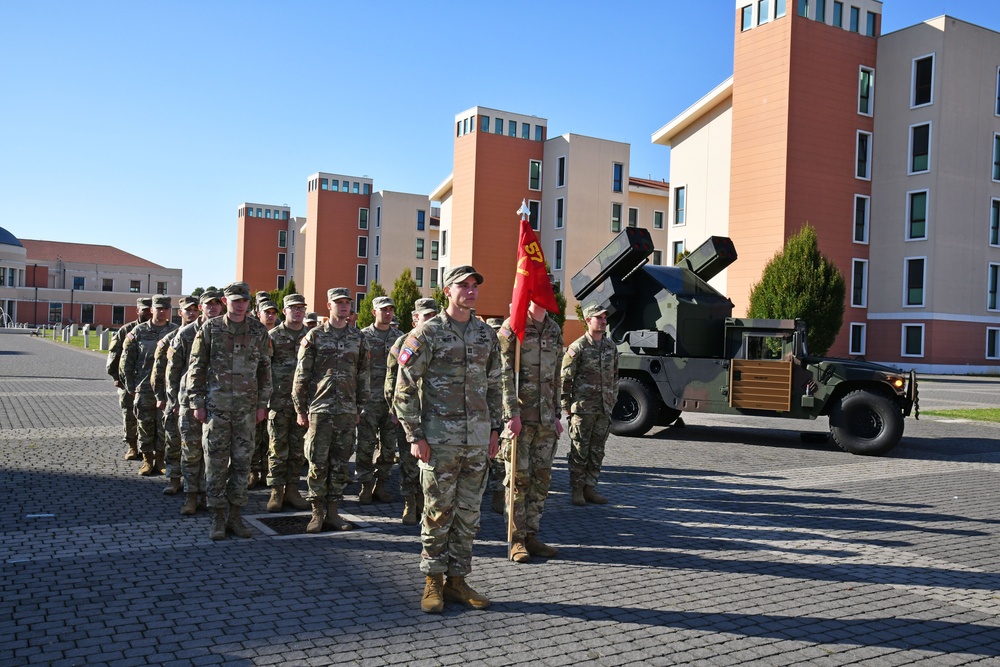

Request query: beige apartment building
[{"left": 368, "top": 191, "right": 440, "bottom": 295}]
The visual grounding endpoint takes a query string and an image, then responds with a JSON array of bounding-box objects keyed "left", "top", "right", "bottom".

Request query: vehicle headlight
[{"left": 880, "top": 372, "right": 906, "bottom": 392}]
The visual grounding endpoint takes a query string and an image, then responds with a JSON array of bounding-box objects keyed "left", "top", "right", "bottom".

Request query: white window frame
[
  {"left": 671, "top": 240, "right": 686, "bottom": 265},
  {"left": 987, "top": 327, "right": 1000, "bottom": 360},
  {"left": 849, "top": 323, "right": 866, "bottom": 356},
  {"left": 555, "top": 197, "right": 565, "bottom": 229},
  {"left": 652, "top": 249, "right": 663, "bottom": 266},
  {"left": 911, "top": 53, "right": 935, "bottom": 109},
  {"left": 554, "top": 239, "right": 564, "bottom": 271},
  {"left": 528, "top": 199, "right": 541, "bottom": 232},
  {"left": 415, "top": 266, "right": 424, "bottom": 288},
  {"left": 907, "top": 122, "right": 931, "bottom": 175},
  {"left": 858, "top": 66, "right": 874, "bottom": 116},
  {"left": 611, "top": 203, "right": 622, "bottom": 233},
  {"left": 653, "top": 210, "right": 664, "bottom": 229},
  {"left": 901, "top": 323, "right": 925, "bottom": 358},
  {"left": 359, "top": 207, "right": 369, "bottom": 230},
  {"left": 903, "top": 256, "right": 927, "bottom": 308},
  {"left": 277, "top": 275, "right": 285, "bottom": 291},
  {"left": 278, "top": 230, "right": 287, "bottom": 248},
  {"left": 989, "top": 262, "right": 1000, "bottom": 311},
  {"left": 853, "top": 194, "right": 869, "bottom": 244},
  {"left": 356, "top": 264, "right": 367, "bottom": 287},
  {"left": 556, "top": 156, "right": 566, "bottom": 187},
  {"left": 627, "top": 207, "right": 639, "bottom": 228},
  {"left": 277, "top": 252, "right": 286, "bottom": 271},
  {"left": 528, "top": 160, "right": 542, "bottom": 191},
  {"left": 851, "top": 259, "right": 868, "bottom": 308},
  {"left": 905, "top": 189, "right": 929, "bottom": 242},
  {"left": 357, "top": 236, "right": 368, "bottom": 258},
  {"left": 673, "top": 185, "right": 687, "bottom": 226},
  {"left": 856, "top": 130, "right": 872, "bottom": 181},
  {"left": 993, "top": 133, "right": 1000, "bottom": 182},
  {"left": 990, "top": 198, "right": 1000, "bottom": 247}
]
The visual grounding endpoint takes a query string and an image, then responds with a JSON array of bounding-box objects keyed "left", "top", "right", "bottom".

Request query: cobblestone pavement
[{"left": 2, "top": 330, "right": 1000, "bottom": 666}]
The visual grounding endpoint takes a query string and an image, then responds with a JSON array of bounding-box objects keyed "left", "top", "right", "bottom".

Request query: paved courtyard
[{"left": 2, "top": 330, "right": 1000, "bottom": 666}]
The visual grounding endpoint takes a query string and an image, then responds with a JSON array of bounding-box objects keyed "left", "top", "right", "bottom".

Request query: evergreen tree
[
  {"left": 747, "top": 223, "right": 846, "bottom": 356},
  {"left": 355, "top": 281, "right": 387, "bottom": 329},
  {"left": 267, "top": 277, "right": 297, "bottom": 312},
  {"left": 432, "top": 286, "right": 447, "bottom": 313},
  {"left": 391, "top": 268, "right": 422, "bottom": 332}
]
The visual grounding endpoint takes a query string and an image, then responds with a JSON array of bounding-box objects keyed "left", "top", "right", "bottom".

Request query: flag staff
[{"left": 507, "top": 200, "right": 530, "bottom": 546}]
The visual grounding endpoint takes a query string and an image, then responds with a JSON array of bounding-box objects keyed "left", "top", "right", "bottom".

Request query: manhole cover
[{"left": 256, "top": 514, "right": 313, "bottom": 535}]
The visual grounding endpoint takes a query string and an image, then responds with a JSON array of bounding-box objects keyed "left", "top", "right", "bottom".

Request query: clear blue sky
[{"left": 2, "top": 0, "right": 996, "bottom": 293}]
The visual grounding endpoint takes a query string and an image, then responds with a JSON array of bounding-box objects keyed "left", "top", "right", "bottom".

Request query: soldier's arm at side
[
  {"left": 292, "top": 333, "right": 315, "bottom": 426},
  {"left": 120, "top": 335, "right": 137, "bottom": 395},
  {"left": 497, "top": 323, "right": 520, "bottom": 434},
  {"left": 355, "top": 336, "right": 371, "bottom": 420},
  {"left": 394, "top": 332, "right": 431, "bottom": 459},
  {"left": 560, "top": 344, "right": 578, "bottom": 416},
  {"left": 485, "top": 332, "right": 503, "bottom": 459},
  {"left": 151, "top": 339, "right": 168, "bottom": 408},
  {"left": 187, "top": 327, "right": 209, "bottom": 421},
  {"left": 255, "top": 333, "right": 272, "bottom": 413}
]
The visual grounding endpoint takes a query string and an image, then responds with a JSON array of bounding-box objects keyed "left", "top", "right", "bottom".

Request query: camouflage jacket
[
  {"left": 393, "top": 312, "right": 502, "bottom": 446},
  {"left": 151, "top": 328, "right": 182, "bottom": 409},
  {"left": 165, "top": 319, "right": 205, "bottom": 411},
  {"left": 120, "top": 321, "right": 179, "bottom": 395},
  {"left": 498, "top": 314, "right": 564, "bottom": 424},
  {"left": 292, "top": 323, "right": 370, "bottom": 416},
  {"left": 106, "top": 319, "right": 141, "bottom": 383},
  {"left": 385, "top": 333, "right": 407, "bottom": 417},
  {"left": 360, "top": 323, "right": 402, "bottom": 407},
  {"left": 187, "top": 315, "right": 272, "bottom": 413},
  {"left": 561, "top": 332, "right": 619, "bottom": 416},
  {"left": 268, "top": 322, "right": 308, "bottom": 411}
]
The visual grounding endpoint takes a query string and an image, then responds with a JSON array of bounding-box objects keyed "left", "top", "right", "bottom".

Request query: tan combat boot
[
  {"left": 210, "top": 507, "right": 226, "bottom": 541},
  {"left": 508, "top": 539, "right": 530, "bottom": 563},
  {"left": 402, "top": 495, "right": 418, "bottom": 525},
  {"left": 525, "top": 534, "right": 559, "bottom": 558},
  {"left": 123, "top": 442, "right": 140, "bottom": 461},
  {"left": 358, "top": 481, "right": 374, "bottom": 505},
  {"left": 180, "top": 492, "right": 198, "bottom": 516},
  {"left": 162, "top": 478, "right": 183, "bottom": 496},
  {"left": 283, "top": 484, "right": 310, "bottom": 510},
  {"left": 138, "top": 452, "right": 156, "bottom": 476},
  {"left": 583, "top": 486, "right": 608, "bottom": 505},
  {"left": 323, "top": 500, "right": 353, "bottom": 531},
  {"left": 226, "top": 504, "right": 252, "bottom": 538},
  {"left": 421, "top": 574, "right": 445, "bottom": 613},
  {"left": 266, "top": 486, "right": 284, "bottom": 512},
  {"left": 154, "top": 450, "right": 165, "bottom": 475},
  {"left": 443, "top": 576, "right": 490, "bottom": 609},
  {"left": 306, "top": 501, "right": 325, "bottom": 533},
  {"left": 373, "top": 478, "right": 393, "bottom": 503}
]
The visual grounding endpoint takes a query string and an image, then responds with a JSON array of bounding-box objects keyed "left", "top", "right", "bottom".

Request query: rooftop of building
[
  {"left": 0, "top": 226, "right": 23, "bottom": 248},
  {"left": 629, "top": 177, "right": 671, "bottom": 192},
  {"left": 20, "top": 239, "right": 167, "bottom": 269}
]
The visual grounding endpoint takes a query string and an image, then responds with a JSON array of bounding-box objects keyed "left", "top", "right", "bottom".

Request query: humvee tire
[
  {"left": 611, "top": 378, "right": 658, "bottom": 436},
  {"left": 829, "top": 390, "right": 904, "bottom": 456}
]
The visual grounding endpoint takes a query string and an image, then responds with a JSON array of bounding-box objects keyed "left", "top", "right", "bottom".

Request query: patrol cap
[
  {"left": 413, "top": 297, "right": 439, "bottom": 315},
  {"left": 199, "top": 289, "right": 223, "bottom": 304},
  {"left": 582, "top": 303, "right": 608, "bottom": 319},
  {"left": 136, "top": 297, "right": 152, "bottom": 309},
  {"left": 486, "top": 317, "right": 504, "bottom": 330},
  {"left": 178, "top": 296, "right": 199, "bottom": 309},
  {"left": 152, "top": 295, "right": 172, "bottom": 309},
  {"left": 283, "top": 293, "right": 306, "bottom": 307},
  {"left": 255, "top": 291, "right": 270, "bottom": 301},
  {"left": 304, "top": 311, "right": 319, "bottom": 323},
  {"left": 372, "top": 296, "right": 395, "bottom": 310},
  {"left": 443, "top": 265, "right": 484, "bottom": 287},
  {"left": 257, "top": 300, "right": 278, "bottom": 313},
  {"left": 327, "top": 287, "right": 351, "bottom": 302},
  {"left": 224, "top": 281, "right": 251, "bottom": 300}
]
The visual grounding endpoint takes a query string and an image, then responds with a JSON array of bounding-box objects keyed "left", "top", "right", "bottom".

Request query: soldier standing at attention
[
  {"left": 249, "top": 299, "right": 280, "bottom": 489},
  {"left": 561, "top": 304, "right": 618, "bottom": 506},
  {"left": 394, "top": 266, "right": 502, "bottom": 614},
  {"left": 293, "top": 287, "right": 370, "bottom": 533},
  {"left": 498, "top": 300, "right": 564, "bottom": 563},
  {"left": 304, "top": 312, "right": 319, "bottom": 329},
  {"left": 385, "top": 297, "right": 439, "bottom": 525},
  {"left": 151, "top": 296, "right": 200, "bottom": 495},
  {"left": 484, "top": 317, "right": 507, "bottom": 515},
  {"left": 107, "top": 297, "right": 151, "bottom": 461},
  {"left": 188, "top": 281, "right": 272, "bottom": 541},
  {"left": 121, "top": 295, "right": 178, "bottom": 476},
  {"left": 167, "top": 289, "right": 224, "bottom": 516},
  {"left": 265, "top": 293, "right": 311, "bottom": 513},
  {"left": 357, "top": 296, "right": 403, "bottom": 505}
]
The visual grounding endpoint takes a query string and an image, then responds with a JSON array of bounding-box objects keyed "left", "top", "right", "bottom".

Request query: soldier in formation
[
  {"left": 484, "top": 316, "right": 507, "bottom": 515},
  {"left": 304, "top": 312, "right": 319, "bottom": 329},
  {"left": 249, "top": 298, "right": 280, "bottom": 488},
  {"left": 107, "top": 297, "right": 151, "bottom": 461}
]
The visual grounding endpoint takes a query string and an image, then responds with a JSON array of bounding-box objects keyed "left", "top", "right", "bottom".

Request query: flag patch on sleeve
[
  {"left": 398, "top": 335, "right": 421, "bottom": 366},
  {"left": 498, "top": 324, "right": 512, "bottom": 340}
]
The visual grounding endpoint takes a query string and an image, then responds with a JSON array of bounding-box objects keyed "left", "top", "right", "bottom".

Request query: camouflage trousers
[
  {"left": 162, "top": 407, "right": 182, "bottom": 479},
  {"left": 251, "top": 420, "right": 268, "bottom": 476},
  {"left": 203, "top": 409, "right": 256, "bottom": 509},
  {"left": 501, "top": 421, "right": 558, "bottom": 541},
  {"left": 267, "top": 408, "right": 306, "bottom": 488},
  {"left": 419, "top": 443, "right": 489, "bottom": 577},
  {"left": 356, "top": 401, "right": 396, "bottom": 484},
  {"left": 304, "top": 413, "right": 356, "bottom": 502},
  {"left": 395, "top": 424, "right": 420, "bottom": 498},
  {"left": 117, "top": 387, "right": 137, "bottom": 445},
  {"left": 487, "top": 454, "right": 505, "bottom": 492},
  {"left": 567, "top": 413, "right": 611, "bottom": 489},
  {"left": 133, "top": 391, "right": 164, "bottom": 455},
  {"left": 178, "top": 407, "right": 206, "bottom": 493}
]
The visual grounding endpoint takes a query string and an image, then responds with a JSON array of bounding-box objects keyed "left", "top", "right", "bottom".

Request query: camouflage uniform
[
  {"left": 151, "top": 328, "right": 183, "bottom": 481},
  {"left": 394, "top": 311, "right": 502, "bottom": 577},
  {"left": 386, "top": 334, "right": 420, "bottom": 500},
  {"left": 561, "top": 331, "right": 619, "bottom": 491},
  {"left": 121, "top": 318, "right": 178, "bottom": 458},
  {"left": 484, "top": 318, "right": 506, "bottom": 506},
  {"left": 358, "top": 320, "right": 403, "bottom": 489},
  {"left": 292, "top": 320, "right": 370, "bottom": 503},
  {"left": 187, "top": 313, "right": 272, "bottom": 510},
  {"left": 166, "top": 319, "right": 207, "bottom": 494},
  {"left": 267, "top": 320, "right": 308, "bottom": 489},
  {"left": 498, "top": 314, "right": 564, "bottom": 542},
  {"left": 106, "top": 298, "right": 149, "bottom": 455}
]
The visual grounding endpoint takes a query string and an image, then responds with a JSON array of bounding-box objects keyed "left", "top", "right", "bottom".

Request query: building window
[
  {"left": 854, "top": 195, "right": 869, "bottom": 243},
  {"left": 375, "top": 235, "right": 380, "bottom": 257},
  {"left": 866, "top": 11, "right": 876, "bottom": 36},
  {"left": 612, "top": 163, "right": 623, "bottom": 193},
  {"left": 129, "top": 280, "right": 140, "bottom": 293},
  {"left": 554, "top": 239, "right": 564, "bottom": 271},
  {"left": 832, "top": 0, "right": 843, "bottom": 26},
  {"left": 529, "top": 160, "right": 542, "bottom": 190},
  {"left": 996, "top": 67, "right": 1000, "bottom": 116},
  {"left": 416, "top": 238, "right": 424, "bottom": 259},
  {"left": 651, "top": 249, "right": 663, "bottom": 265},
  {"left": 81, "top": 304, "right": 94, "bottom": 325},
  {"left": 521, "top": 122, "right": 529, "bottom": 139},
  {"left": 112, "top": 305, "right": 125, "bottom": 325},
  {"left": 278, "top": 230, "right": 287, "bottom": 248},
  {"left": 357, "top": 265, "right": 366, "bottom": 287},
  {"left": 495, "top": 117, "right": 503, "bottom": 134},
  {"left": 555, "top": 198, "right": 565, "bottom": 229},
  {"left": 849, "top": 6, "right": 859, "bottom": 32},
  {"left": 156, "top": 282, "right": 167, "bottom": 295},
  {"left": 797, "top": 0, "right": 808, "bottom": 18},
  {"left": 909, "top": 123, "right": 930, "bottom": 174},
  {"left": 858, "top": 67, "right": 874, "bottom": 115},
  {"left": 256, "top": 208, "right": 262, "bottom": 217},
  {"left": 342, "top": 180, "right": 350, "bottom": 192},
  {"left": 535, "top": 125, "right": 543, "bottom": 141},
  {"left": 994, "top": 134, "right": 1000, "bottom": 181},
  {"left": 902, "top": 324, "right": 924, "bottom": 357},
  {"left": 415, "top": 267, "right": 424, "bottom": 288},
  {"left": 627, "top": 207, "right": 639, "bottom": 228},
  {"left": 557, "top": 156, "right": 566, "bottom": 187},
  {"left": 776, "top": 0, "right": 786, "bottom": 17},
  {"left": 102, "top": 278, "right": 113, "bottom": 292},
  {"left": 912, "top": 54, "right": 934, "bottom": 107},
  {"left": 430, "top": 268, "right": 438, "bottom": 288},
  {"left": 415, "top": 210, "right": 425, "bottom": 231},
  {"left": 73, "top": 276, "right": 85, "bottom": 290},
  {"left": 653, "top": 210, "right": 664, "bottom": 229},
  {"left": 990, "top": 263, "right": 1000, "bottom": 310},
  {"left": 508, "top": 120, "right": 516, "bottom": 137},
  {"left": 757, "top": 0, "right": 768, "bottom": 24},
  {"left": 815, "top": 0, "right": 825, "bottom": 22},
  {"left": 851, "top": 259, "right": 868, "bottom": 307},
  {"left": 856, "top": 131, "right": 872, "bottom": 180},
  {"left": 481, "top": 115, "right": 490, "bottom": 132},
  {"left": 991, "top": 199, "right": 1000, "bottom": 246},
  {"left": 321, "top": 178, "right": 328, "bottom": 191},
  {"left": 674, "top": 186, "right": 687, "bottom": 225},
  {"left": 358, "top": 237, "right": 368, "bottom": 258},
  {"left": 907, "top": 190, "right": 928, "bottom": 241},
  {"left": 672, "top": 240, "right": 686, "bottom": 264},
  {"left": 265, "top": 209, "right": 271, "bottom": 219},
  {"left": 528, "top": 200, "right": 541, "bottom": 231},
  {"left": 741, "top": 4, "right": 752, "bottom": 30},
  {"left": 456, "top": 121, "right": 461, "bottom": 137},
  {"left": 48, "top": 302, "right": 62, "bottom": 324},
  {"left": 440, "top": 230, "right": 447, "bottom": 256},
  {"left": 277, "top": 275, "right": 286, "bottom": 290},
  {"left": 352, "top": 182, "right": 360, "bottom": 194},
  {"left": 849, "top": 323, "right": 866, "bottom": 356},
  {"left": 611, "top": 203, "right": 622, "bottom": 233},
  {"left": 278, "top": 253, "right": 286, "bottom": 270},
  {"left": 987, "top": 328, "right": 1000, "bottom": 359},
  {"left": 904, "top": 257, "right": 926, "bottom": 306},
  {"left": 359, "top": 208, "right": 369, "bottom": 230},
  {"left": 376, "top": 206, "right": 381, "bottom": 229},
  {"left": 283, "top": 210, "right": 289, "bottom": 220},
  {"left": 431, "top": 240, "right": 439, "bottom": 261}
]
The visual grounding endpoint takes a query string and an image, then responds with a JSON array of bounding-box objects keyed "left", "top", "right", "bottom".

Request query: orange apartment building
[{"left": 236, "top": 203, "right": 294, "bottom": 295}]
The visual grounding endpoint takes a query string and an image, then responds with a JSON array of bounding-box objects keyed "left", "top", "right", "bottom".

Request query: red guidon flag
[{"left": 509, "top": 213, "right": 559, "bottom": 342}]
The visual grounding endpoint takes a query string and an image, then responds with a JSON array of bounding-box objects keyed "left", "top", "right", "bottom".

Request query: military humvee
[{"left": 571, "top": 228, "right": 918, "bottom": 456}]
